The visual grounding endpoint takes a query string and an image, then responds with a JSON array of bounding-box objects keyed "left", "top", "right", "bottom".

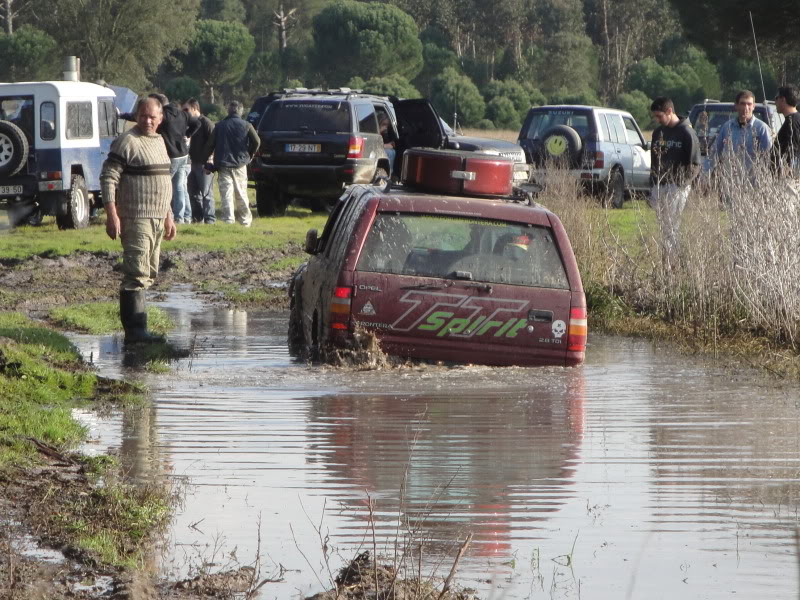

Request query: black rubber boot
[{"left": 120, "top": 289, "right": 164, "bottom": 344}]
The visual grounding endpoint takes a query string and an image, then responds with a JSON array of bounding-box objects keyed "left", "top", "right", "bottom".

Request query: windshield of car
[
  {"left": 356, "top": 213, "right": 569, "bottom": 289},
  {"left": 690, "top": 106, "right": 770, "bottom": 137},
  {"left": 0, "top": 96, "right": 34, "bottom": 139},
  {"left": 522, "top": 109, "right": 591, "bottom": 140},
  {"left": 260, "top": 101, "right": 351, "bottom": 132}
]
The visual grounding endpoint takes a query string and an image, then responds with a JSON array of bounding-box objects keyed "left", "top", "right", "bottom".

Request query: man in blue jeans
[{"left": 183, "top": 99, "right": 216, "bottom": 223}]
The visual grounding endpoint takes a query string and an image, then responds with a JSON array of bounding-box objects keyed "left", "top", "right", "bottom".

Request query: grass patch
[
  {"left": 48, "top": 301, "right": 173, "bottom": 335},
  {"left": 198, "top": 282, "right": 286, "bottom": 307},
  {"left": 0, "top": 198, "right": 328, "bottom": 261}
]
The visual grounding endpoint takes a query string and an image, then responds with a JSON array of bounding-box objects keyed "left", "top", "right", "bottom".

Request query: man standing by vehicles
[
  {"left": 712, "top": 90, "right": 771, "bottom": 182},
  {"left": 183, "top": 98, "right": 216, "bottom": 223},
  {"left": 203, "top": 101, "right": 260, "bottom": 226},
  {"left": 101, "top": 98, "right": 176, "bottom": 343},
  {"left": 649, "top": 97, "right": 701, "bottom": 256},
  {"left": 773, "top": 86, "right": 800, "bottom": 179}
]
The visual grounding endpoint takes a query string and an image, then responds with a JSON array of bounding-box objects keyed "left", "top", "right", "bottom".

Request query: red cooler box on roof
[{"left": 401, "top": 148, "right": 514, "bottom": 197}]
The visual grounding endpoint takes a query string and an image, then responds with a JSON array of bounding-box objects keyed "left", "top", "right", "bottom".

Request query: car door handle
[{"left": 528, "top": 309, "right": 553, "bottom": 322}]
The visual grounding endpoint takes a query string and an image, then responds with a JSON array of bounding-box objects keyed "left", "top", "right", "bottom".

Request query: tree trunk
[{"left": 3, "top": 0, "right": 14, "bottom": 35}]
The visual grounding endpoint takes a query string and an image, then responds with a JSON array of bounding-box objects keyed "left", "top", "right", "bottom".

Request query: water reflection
[{"left": 68, "top": 302, "right": 800, "bottom": 600}]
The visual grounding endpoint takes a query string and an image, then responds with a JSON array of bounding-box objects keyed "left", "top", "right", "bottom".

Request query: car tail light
[
  {"left": 39, "top": 171, "right": 62, "bottom": 180},
  {"left": 330, "top": 286, "right": 353, "bottom": 330},
  {"left": 567, "top": 307, "right": 587, "bottom": 352},
  {"left": 593, "top": 152, "right": 604, "bottom": 169},
  {"left": 347, "top": 136, "right": 364, "bottom": 159}
]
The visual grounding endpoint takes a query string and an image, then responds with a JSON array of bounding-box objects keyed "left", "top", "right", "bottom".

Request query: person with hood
[{"left": 649, "top": 96, "right": 701, "bottom": 257}]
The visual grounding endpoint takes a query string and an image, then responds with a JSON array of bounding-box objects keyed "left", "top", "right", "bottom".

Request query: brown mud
[{"left": 0, "top": 244, "right": 304, "bottom": 316}]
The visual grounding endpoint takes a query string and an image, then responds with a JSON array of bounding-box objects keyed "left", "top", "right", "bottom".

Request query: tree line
[{"left": 1, "top": 0, "right": 796, "bottom": 128}]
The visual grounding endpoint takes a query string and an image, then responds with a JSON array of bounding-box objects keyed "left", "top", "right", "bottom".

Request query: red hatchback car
[{"left": 288, "top": 149, "right": 587, "bottom": 367}]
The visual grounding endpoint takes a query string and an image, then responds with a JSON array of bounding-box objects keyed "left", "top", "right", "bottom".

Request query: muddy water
[{"left": 70, "top": 294, "right": 800, "bottom": 600}]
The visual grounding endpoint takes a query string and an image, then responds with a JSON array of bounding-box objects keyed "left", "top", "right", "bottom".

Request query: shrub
[
  {"left": 485, "top": 96, "right": 520, "bottom": 130},
  {"left": 430, "top": 67, "right": 485, "bottom": 127}
]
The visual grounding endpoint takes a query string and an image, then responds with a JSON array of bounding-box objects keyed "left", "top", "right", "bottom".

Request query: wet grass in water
[{"left": 48, "top": 301, "right": 173, "bottom": 335}]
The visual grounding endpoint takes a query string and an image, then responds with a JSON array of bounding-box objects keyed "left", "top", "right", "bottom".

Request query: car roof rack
[{"left": 281, "top": 87, "right": 366, "bottom": 99}]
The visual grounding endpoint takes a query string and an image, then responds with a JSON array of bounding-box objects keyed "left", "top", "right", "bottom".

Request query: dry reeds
[{"left": 536, "top": 158, "right": 800, "bottom": 350}]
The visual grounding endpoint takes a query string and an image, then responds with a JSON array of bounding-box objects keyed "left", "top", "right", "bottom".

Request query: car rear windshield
[
  {"left": 260, "top": 101, "right": 351, "bottom": 132},
  {"left": 690, "top": 107, "right": 770, "bottom": 136},
  {"left": 356, "top": 212, "right": 569, "bottom": 289},
  {"left": 522, "top": 109, "right": 592, "bottom": 140}
]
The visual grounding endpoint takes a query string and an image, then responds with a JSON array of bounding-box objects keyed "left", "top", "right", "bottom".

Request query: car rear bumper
[
  {"left": 0, "top": 175, "right": 38, "bottom": 200},
  {"left": 250, "top": 159, "right": 377, "bottom": 186}
]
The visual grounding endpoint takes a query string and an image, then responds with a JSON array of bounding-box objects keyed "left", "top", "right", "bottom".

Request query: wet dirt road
[{"left": 70, "top": 291, "right": 800, "bottom": 599}]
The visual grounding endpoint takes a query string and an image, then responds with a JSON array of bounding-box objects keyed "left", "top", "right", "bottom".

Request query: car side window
[
  {"left": 622, "top": 116, "right": 643, "bottom": 146},
  {"left": 326, "top": 193, "right": 366, "bottom": 261},
  {"left": 596, "top": 113, "right": 611, "bottom": 142},
  {"left": 40, "top": 101, "right": 56, "bottom": 141},
  {"left": 606, "top": 114, "right": 625, "bottom": 144},
  {"left": 356, "top": 104, "right": 378, "bottom": 134},
  {"left": 66, "top": 101, "right": 93, "bottom": 139},
  {"left": 317, "top": 199, "right": 347, "bottom": 255},
  {"left": 98, "top": 99, "right": 115, "bottom": 138}
]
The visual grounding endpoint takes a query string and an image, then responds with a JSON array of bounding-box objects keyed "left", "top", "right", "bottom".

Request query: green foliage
[
  {"left": 240, "top": 50, "right": 283, "bottom": 99},
  {"left": 36, "top": 0, "right": 200, "bottom": 89},
  {"left": 524, "top": 84, "right": 547, "bottom": 108},
  {"left": 0, "top": 26, "right": 58, "bottom": 82},
  {"left": 628, "top": 58, "right": 694, "bottom": 112},
  {"left": 164, "top": 76, "right": 202, "bottom": 104},
  {"left": 413, "top": 42, "right": 460, "bottom": 97},
  {"left": 718, "top": 55, "right": 777, "bottom": 101},
  {"left": 474, "top": 118, "right": 495, "bottom": 130},
  {"left": 486, "top": 96, "right": 520, "bottom": 130},
  {"left": 430, "top": 67, "right": 485, "bottom": 127},
  {"left": 312, "top": 0, "right": 423, "bottom": 85},
  {"left": 201, "top": 0, "right": 245, "bottom": 21},
  {"left": 613, "top": 90, "right": 652, "bottom": 128},
  {"left": 183, "top": 20, "right": 256, "bottom": 101},
  {"left": 348, "top": 74, "right": 420, "bottom": 98},
  {"left": 538, "top": 32, "right": 599, "bottom": 97},
  {"left": 659, "top": 38, "right": 721, "bottom": 102},
  {"left": 484, "top": 79, "right": 532, "bottom": 122},
  {"left": 549, "top": 88, "right": 601, "bottom": 106}
]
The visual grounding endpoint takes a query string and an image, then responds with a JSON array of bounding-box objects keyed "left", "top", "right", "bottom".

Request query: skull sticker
[{"left": 551, "top": 320, "right": 566, "bottom": 339}]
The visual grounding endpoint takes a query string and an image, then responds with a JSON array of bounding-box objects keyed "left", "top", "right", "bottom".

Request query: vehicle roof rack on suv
[{"left": 281, "top": 87, "right": 366, "bottom": 97}]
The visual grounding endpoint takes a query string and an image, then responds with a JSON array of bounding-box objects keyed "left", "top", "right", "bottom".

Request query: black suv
[{"left": 248, "top": 88, "right": 529, "bottom": 216}]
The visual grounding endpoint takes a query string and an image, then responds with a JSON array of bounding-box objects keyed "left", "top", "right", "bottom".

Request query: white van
[{"left": 0, "top": 80, "right": 135, "bottom": 228}]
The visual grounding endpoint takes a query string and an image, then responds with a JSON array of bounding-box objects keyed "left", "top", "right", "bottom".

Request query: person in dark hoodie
[
  {"left": 649, "top": 96, "right": 701, "bottom": 257},
  {"left": 122, "top": 93, "right": 200, "bottom": 224}
]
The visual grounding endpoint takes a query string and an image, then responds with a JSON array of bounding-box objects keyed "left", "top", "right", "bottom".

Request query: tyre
[
  {"left": 605, "top": 169, "right": 625, "bottom": 209},
  {"left": 539, "top": 125, "right": 583, "bottom": 168},
  {"left": 287, "top": 299, "right": 306, "bottom": 357},
  {"left": 0, "top": 120, "right": 29, "bottom": 176},
  {"left": 255, "top": 182, "right": 287, "bottom": 217},
  {"left": 56, "top": 174, "right": 90, "bottom": 230}
]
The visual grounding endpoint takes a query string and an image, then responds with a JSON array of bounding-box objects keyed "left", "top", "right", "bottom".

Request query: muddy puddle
[{"left": 68, "top": 292, "right": 800, "bottom": 599}]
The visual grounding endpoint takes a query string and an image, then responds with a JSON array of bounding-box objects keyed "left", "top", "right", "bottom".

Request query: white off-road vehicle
[{"left": 0, "top": 75, "right": 136, "bottom": 228}]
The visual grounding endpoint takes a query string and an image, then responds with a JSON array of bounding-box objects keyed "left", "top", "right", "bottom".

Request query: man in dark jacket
[
  {"left": 649, "top": 96, "right": 701, "bottom": 257},
  {"left": 203, "top": 101, "right": 260, "bottom": 226},
  {"left": 183, "top": 98, "right": 216, "bottom": 223},
  {"left": 773, "top": 86, "right": 800, "bottom": 179}
]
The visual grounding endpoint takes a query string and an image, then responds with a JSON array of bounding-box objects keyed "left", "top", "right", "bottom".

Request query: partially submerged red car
[{"left": 288, "top": 148, "right": 587, "bottom": 367}]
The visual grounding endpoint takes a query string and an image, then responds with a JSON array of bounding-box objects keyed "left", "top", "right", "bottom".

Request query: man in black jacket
[
  {"left": 773, "top": 86, "right": 800, "bottom": 180},
  {"left": 649, "top": 96, "right": 701, "bottom": 258},
  {"left": 183, "top": 98, "right": 216, "bottom": 223},
  {"left": 202, "top": 101, "right": 260, "bottom": 226}
]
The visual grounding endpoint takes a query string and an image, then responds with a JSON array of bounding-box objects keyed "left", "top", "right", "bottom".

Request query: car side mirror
[
  {"left": 304, "top": 228, "right": 319, "bottom": 255},
  {"left": 641, "top": 141, "right": 650, "bottom": 151}
]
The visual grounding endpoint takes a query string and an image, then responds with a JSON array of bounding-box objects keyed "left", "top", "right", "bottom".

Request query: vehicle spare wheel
[
  {"left": 401, "top": 148, "right": 514, "bottom": 197},
  {"left": 540, "top": 125, "right": 583, "bottom": 167},
  {"left": 0, "top": 120, "right": 29, "bottom": 176}
]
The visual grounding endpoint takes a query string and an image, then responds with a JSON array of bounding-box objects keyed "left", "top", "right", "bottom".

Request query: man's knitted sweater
[{"left": 101, "top": 127, "right": 172, "bottom": 220}]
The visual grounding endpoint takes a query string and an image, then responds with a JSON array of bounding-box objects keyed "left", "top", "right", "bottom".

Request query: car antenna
[{"left": 749, "top": 11, "right": 768, "bottom": 105}]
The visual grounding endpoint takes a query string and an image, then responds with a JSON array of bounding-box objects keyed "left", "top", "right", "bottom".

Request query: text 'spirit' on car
[{"left": 288, "top": 148, "right": 587, "bottom": 367}]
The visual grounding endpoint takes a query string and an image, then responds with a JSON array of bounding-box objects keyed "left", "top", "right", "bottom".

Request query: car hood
[{"left": 449, "top": 135, "right": 524, "bottom": 153}]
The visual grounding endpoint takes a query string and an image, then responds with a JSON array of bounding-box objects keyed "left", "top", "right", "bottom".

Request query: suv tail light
[
  {"left": 567, "top": 307, "right": 587, "bottom": 352},
  {"left": 347, "top": 136, "right": 364, "bottom": 159},
  {"left": 330, "top": 286, "right": 353, "bottom": 331},
  {"left": 593, "top": 151, "right": 604, "bottom": 169}
]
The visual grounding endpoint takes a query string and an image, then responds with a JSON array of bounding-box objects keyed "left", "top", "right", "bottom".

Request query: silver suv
[{"left": 517, "top": 105, "right": 651, "bottom": 208}]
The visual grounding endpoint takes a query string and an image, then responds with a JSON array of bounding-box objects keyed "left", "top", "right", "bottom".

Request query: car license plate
[
  {"left": 0, "top": 185, "right": 23, "bottom": 196},
  {"left": 286, "top": 143, "right": 321, "bottom": 153}
]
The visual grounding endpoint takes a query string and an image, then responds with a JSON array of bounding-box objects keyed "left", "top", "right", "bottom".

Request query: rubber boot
[{"left": 120, "top": 289, "right": 164, "bottom": 344}]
